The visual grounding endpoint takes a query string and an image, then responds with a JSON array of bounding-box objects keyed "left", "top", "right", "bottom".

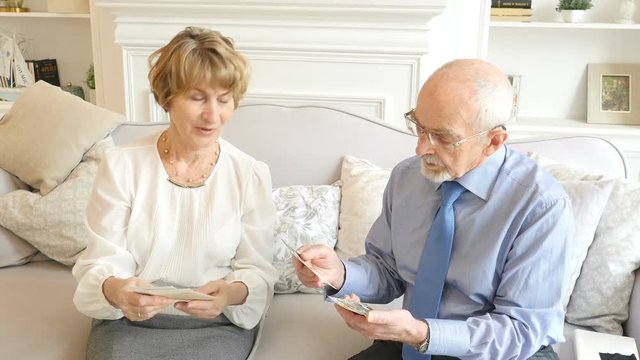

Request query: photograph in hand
[
  {"left": 128, "top": 285, "right": 214, "bottom": 301},
  {"left": 328, "top": 296, "right": 373, "bottom": 316},
  {"left": 280, "top": 238, "right": 338, "bottom": 290}
]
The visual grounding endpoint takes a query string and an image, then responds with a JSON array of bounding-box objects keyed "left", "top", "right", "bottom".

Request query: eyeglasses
[{"left": 404, "top": 109, "right": 506, "bottom": 150}]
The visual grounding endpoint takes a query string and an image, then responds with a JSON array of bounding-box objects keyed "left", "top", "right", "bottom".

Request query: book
[
  {"left": 27, "top": 59, "right": 60, "bottom": 87},
  {"left": 491, "top": 15, "right": 532, "bottom": 22},
  {"left": 490, "top": 8, "right": 533, "bottom": 16},
  {"left": 491, "top": 0, "right": 532, "bottom": 8}
]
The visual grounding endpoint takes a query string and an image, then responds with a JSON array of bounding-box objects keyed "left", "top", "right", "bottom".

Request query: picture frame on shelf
[
  {"left": 587, "top": 63, "right": 640, "bottom": 125},
  {"left": 507, "top": 74, "right": 521, "bottom": 122}
]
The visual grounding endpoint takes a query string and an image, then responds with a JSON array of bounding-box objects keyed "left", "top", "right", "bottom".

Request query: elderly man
[{"left": 294, "top": 59, "right": 572, "bottom": 360}]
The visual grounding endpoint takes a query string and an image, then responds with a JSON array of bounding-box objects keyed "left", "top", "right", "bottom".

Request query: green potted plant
[
  {"left": 85, "top": 64, "right": 96, "bottom": 104},
  {"left": 85, "top": 64, "right": 95, "bottom": 90},
  {"left": 556, "top": 0, "right": 593, "bottom": 23}
]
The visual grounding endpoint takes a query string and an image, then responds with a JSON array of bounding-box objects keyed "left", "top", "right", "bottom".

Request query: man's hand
[
  {"left": 335, "top": 294, "right": 429, "bottom": 346},
  {"left": 174, "top": 280, "right": 248, "bottom": 319},
  {"left": 294, "top": 244, "right": 345, "bottom": 290},
  {"left": 102, "top": 277, "right": 174, "bottom": 321}
]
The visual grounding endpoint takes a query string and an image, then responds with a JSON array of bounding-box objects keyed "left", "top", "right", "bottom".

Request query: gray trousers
[
  {"left": 87, "top": 313, "right": 256, "bottom": 360},
  {"left": 348, "top": 340, "right": 560, "bottom": 360}
]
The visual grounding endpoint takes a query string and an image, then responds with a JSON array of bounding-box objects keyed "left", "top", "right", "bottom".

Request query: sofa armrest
[{"left": 623, "top": 269, "right": 640, "bottom": 345}]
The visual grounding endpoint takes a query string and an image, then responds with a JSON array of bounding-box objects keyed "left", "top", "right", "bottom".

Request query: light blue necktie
[{"left": 403, "top": 181, "right": 466, "bottom": 360}]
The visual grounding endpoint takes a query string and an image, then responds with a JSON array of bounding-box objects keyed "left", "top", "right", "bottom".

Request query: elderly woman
[{"left": 72, "top": 26, "right": 277, "bottom": 360}]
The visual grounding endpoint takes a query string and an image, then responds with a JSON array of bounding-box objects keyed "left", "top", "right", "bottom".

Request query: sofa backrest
[{"left": 111, "top": 104, "right": 629, "bottom": 187}]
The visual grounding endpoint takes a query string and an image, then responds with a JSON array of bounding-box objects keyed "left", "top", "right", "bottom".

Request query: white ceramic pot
[{"left": 560, "top": 9, "right": 586, "bottom": 23}]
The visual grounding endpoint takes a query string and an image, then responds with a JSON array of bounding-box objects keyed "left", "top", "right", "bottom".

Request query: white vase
[
  {"left": 88, "top": 89, "right": 96, "bottom": 104},
  {"left": 560, "top": 10, "right": 587, "bottom": 23},
  {"left": 617, "top": 0, "right": 637, "bottom": 24}
]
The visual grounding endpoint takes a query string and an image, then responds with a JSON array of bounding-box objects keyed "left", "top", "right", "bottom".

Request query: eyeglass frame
[{"left": 404, "top": 109, "right": 506, "bottom": 150}]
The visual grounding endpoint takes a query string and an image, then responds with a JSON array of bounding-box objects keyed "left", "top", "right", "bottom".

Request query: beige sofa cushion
[{"left": 0, "top": 81, "right": 123, "bottom": 195}]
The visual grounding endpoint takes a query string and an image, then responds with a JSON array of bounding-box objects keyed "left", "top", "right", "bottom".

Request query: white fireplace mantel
[{"left": 91, "top": 0, "right": 486, "bottom": 125}]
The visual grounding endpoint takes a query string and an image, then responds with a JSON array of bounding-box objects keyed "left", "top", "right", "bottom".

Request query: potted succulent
[{"left": 556, "top": 0, "right": 593, "bottom": 23}]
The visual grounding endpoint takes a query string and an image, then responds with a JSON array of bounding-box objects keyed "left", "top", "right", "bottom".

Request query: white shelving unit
[
  {"left": 0, "top": 8, "right": 93, "bottom": 110},
  {"left": 485, "top": 0, "right": 640, "bottom": 179},
  {"left": 0, "top": 11, "right": 89, "bottom": 18}
]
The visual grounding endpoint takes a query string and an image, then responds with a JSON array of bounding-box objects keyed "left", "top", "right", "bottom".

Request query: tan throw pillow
[
  {"left": 336, "top": 155, "right": 391, "bottom": 259},
  {"left": 0, "top": 81, "right": 124, "bottom": 195}
]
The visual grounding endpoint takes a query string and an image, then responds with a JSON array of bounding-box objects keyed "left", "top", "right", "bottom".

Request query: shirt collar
[{"left": 456, "top": 145, "right": 507, "bottom": 202}]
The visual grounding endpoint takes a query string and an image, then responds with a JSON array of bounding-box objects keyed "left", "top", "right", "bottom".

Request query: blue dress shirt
[{"left": 335, "top": 145, "right": 573, "bottom": 359}]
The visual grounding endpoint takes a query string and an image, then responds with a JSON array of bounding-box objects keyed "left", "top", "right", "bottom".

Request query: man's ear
[{"left": 483, "top": 129, "right": 508, "bottom": 158}]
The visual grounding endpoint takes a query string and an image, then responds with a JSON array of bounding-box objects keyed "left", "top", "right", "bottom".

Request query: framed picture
[
  {"left": 587, "top": 63, "right": 640, "bottom": 125},
  {"left": 507, "top": 74, "right": 521, "bottom": 123}
]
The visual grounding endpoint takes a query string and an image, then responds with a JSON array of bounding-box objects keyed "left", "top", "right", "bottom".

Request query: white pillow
[
  {"left": 0, "top": 81, "right": 124, "bottom": 195},
  {"left": 559, "top": 179, "right": 614, "bottom": 308},
  {"left": 527, "top": 151, "right": 606, "bottom": 181},
  {"left": 272, "top": 184, "right": 340, "bottom": 293},
  {"left": 0, "top": 138, "right": 113, "bottom": 266},
  {"left": 566, "top": 179, "right": 640, "bottom": 335},
  {"left": 336, "top": 155, "right": 391, "bottom": 259}
]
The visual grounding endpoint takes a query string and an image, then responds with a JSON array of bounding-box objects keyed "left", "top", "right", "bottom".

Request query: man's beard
[{"left": 420, "top": 154, "right": 453, "bottom": 183}]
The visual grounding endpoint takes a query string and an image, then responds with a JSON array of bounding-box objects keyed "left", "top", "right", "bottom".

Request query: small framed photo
[
  {"left": 587, "top": 63, "right": 639, "bottom": 125},
  {"left": 507, "top": 74, "right": 521, "bottom": 123}
]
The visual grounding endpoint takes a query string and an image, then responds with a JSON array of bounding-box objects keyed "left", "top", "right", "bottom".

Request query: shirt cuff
[
  {"left": 332, "top": 260, "right": 367, "bottom": 297},
  {"left": 427, "top": 318, "right": 470, "bottom": 356}
]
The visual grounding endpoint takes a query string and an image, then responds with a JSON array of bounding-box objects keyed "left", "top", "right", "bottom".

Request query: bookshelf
[
  {"left": 486, "top": 0, "right": 640, "bottom": 179},
  {"left": 0, "top": 8, "right": 92, "bottom": 110},
  {"left": 490, "top": 21, "right": 640, "bottom": 29},
  {"left": 0, "top": 12, "right": 89, "bottom": 19}
]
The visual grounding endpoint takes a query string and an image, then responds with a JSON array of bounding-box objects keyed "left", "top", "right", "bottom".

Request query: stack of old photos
[{"left": 491, "top": 0, "right": 532, "bottom": 22}]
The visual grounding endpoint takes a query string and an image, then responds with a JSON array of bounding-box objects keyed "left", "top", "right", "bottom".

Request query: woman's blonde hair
[{"left": 148, "top": 26, "right": 250, "bottom": 111}]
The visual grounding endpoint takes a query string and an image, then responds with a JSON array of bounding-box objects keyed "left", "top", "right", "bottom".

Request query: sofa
[{"left": 1, "top": 88, "right": 639, "bottom": 359}]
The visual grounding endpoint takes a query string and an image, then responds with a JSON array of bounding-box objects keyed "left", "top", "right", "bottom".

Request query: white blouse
[{"left": 72, "top": 132, "right": 278, "bottom": 329}]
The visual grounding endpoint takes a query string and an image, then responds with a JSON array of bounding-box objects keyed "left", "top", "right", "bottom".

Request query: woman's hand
[
  {"left": 102, "top": 277, "right": 174, "bottom": 321},
  {"left": 174, "top": 280, "right": 248, "bottom": 319}
]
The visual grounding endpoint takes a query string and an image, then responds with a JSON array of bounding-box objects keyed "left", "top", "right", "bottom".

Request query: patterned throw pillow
[
  {"left": 566, "top": 179, "right": 640, "bottom": 334},
  {"left": 0, "top": 138, "right": 114, "bottom": 266},
  {"left": 527, "top": 151, "right": 640, "bottom": 334},
  {"left": 272, "top": 184, "right": 340, "bottom": 293}
]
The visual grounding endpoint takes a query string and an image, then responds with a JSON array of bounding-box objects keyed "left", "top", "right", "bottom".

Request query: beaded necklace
[{"left": 160, "top": 130, "right": 220, "bottom": 188}]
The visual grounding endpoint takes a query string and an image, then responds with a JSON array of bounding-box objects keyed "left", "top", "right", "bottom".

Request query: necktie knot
[{"left": 439, "top": 181, "right": 466, "bottom": 208}]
